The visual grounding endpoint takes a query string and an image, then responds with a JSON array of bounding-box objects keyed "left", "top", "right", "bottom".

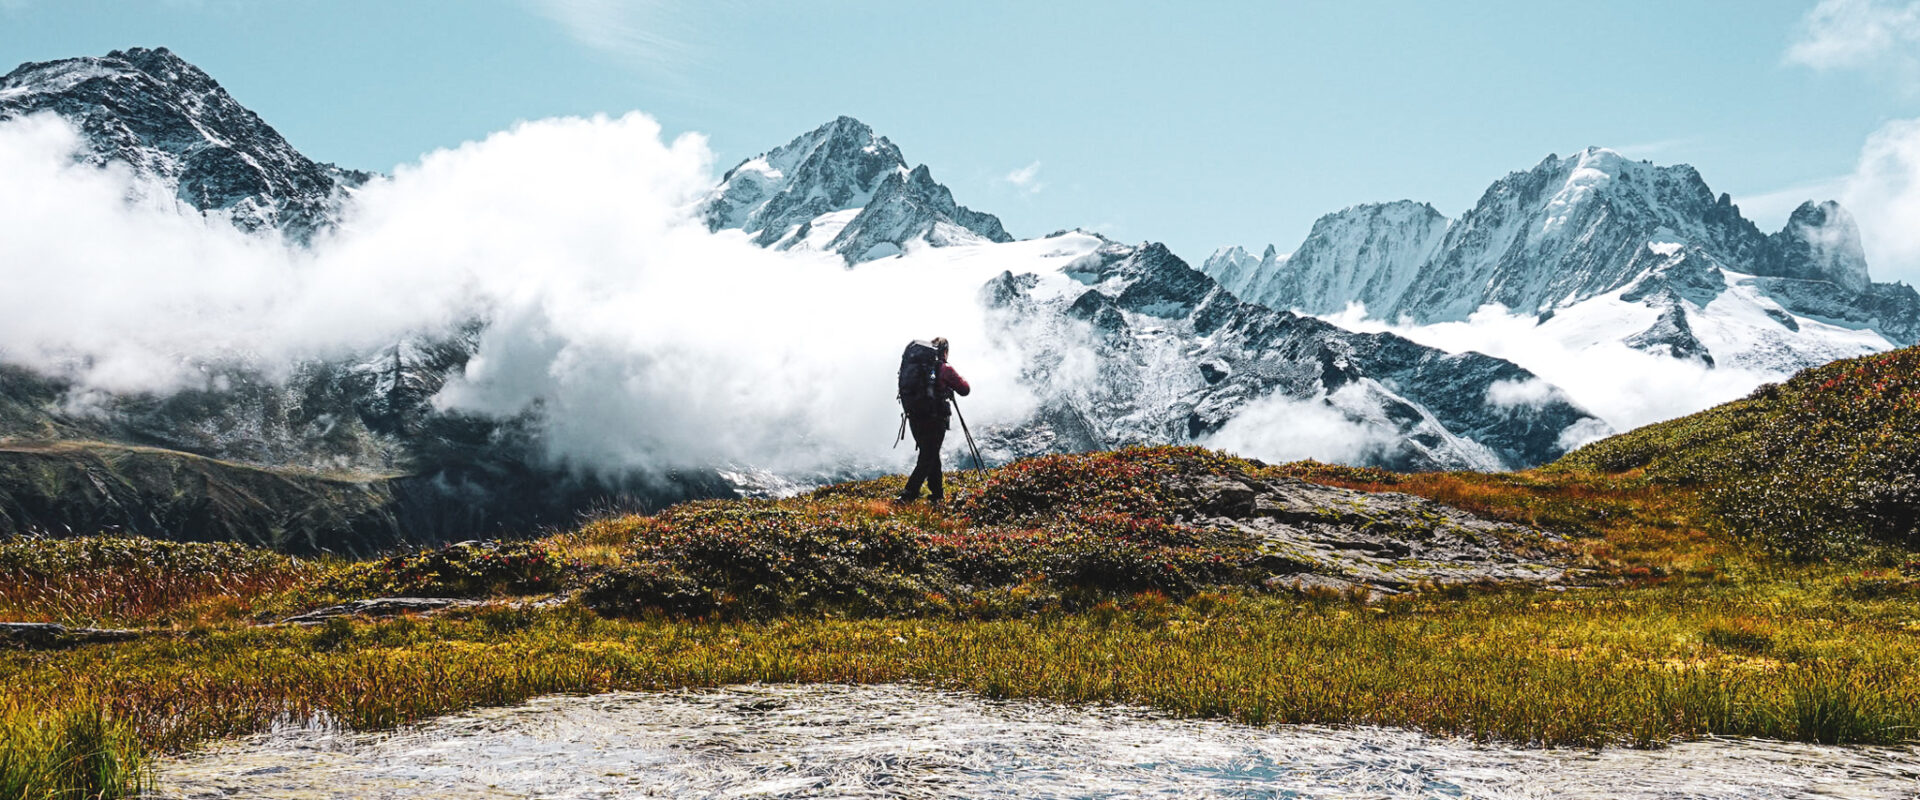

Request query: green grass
[
  {"left": 0, "top": 706, "right": 147, "bottom": 800},
  {"left": 3, "top": 582, "right": 1916, "bottom": 779},
  {"left": 1552, "top": 345, "right": 1920, "bottom": 558}
]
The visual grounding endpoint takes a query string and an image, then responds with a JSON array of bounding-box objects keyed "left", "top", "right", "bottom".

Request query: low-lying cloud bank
[
  {"left": 0, "top": 112, "right": 1040, "bottom": 475},
  {"left": 1320, "top": 304, "right": 1779, "bottom": 437}
]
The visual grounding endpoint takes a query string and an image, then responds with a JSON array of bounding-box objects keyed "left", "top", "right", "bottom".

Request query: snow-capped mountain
[
  {"left": 0, "top": 47, "right": 366, "bottom": 239},
  {"left": 972, "top": 234, "right": 1596, "bottom": 471},
  {"left": 1204, "top": 147, "right": 1920, "bottom": 373},
  {"left": 1211, "top": 200, "right": 1449, "bottom": 317},
  {"left": 705, "top": 117, "right": 1604, "bottom": 470},
  {"left": 702, "top": 116, "right": 1011, "bottom": 262}
]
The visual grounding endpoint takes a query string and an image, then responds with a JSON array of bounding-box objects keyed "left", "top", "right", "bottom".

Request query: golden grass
[{"left": 5, "top": 449, "right": 1919, "bottom": 798}]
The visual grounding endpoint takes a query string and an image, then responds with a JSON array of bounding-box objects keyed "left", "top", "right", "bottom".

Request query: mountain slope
[
  {"left": 1551, "top": 345, "right": 1920, "bottom": 556},
  {"left": 1205, "top": 148, "right": 1920, "bottom": 375},
  {"left": 0, "top": 46, "right": 366, "bottom": 239}
]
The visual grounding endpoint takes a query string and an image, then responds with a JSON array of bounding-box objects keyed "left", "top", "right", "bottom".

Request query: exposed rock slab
[
  {"left": 281, "top": 597, "right": 482, "bottom": 624},
  {"left": 1164, "top": 472, "right": 1570, "bottom": 596},
  {"left": 0, "top": 621, "right": 141, "bottom": 648}
]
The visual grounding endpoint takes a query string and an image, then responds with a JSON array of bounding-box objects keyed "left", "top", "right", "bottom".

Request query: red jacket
[{"left": 937, "top": 363, "right": 971, "bottom": 398}]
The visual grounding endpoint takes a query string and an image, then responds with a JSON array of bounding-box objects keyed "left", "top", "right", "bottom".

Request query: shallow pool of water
[{"left": 150, "top": 684, "right": 1920, "bottom": 799}]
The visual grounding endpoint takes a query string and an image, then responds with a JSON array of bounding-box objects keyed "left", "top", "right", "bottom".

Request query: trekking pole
[
  {"left": 894, "top": 412, "right": 908, "bottom": 448},
  {"left": 949, "top": 397, "right": 986, "bottom": 473}
]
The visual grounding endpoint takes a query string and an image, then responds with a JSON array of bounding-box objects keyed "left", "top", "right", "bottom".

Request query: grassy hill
[
  {"left": 1552, "top": 346, "right": 1920, "bottom": 558},
  {"left": 0, "top": 440, "right": 406, "bottom": 554}
]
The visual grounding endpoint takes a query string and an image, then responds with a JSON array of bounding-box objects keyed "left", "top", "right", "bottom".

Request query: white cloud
[
  {"left": 1555, "top": 418, "right": 1613, "bottom": 451},
  {"left": 1731, "top": 117, "right": 1920, "bottom": 284},
  {"left": 1201, "top": 388, "right": 1398, "bottom": 466},
  {"left": 1319, "top": 304, "right": 1778, "bottom": 435},
  {"left": 1786, "top": 0, "right": 1920, "bottom": 80},
  {"left": 1484, "top": 378, "right": 1558, "bottom": 411},
  {"left": 1002, "top": 161, "right": 1045, "bottom": 195},
  {"left": 1838, "top": 117, "right": 1920, "bottom": 282},
  {"left": 0, "top": 111, "right": 1046, "bottom": 478},
  {"left": 522, "top": 0, "right": 691, "bottom": 72}
]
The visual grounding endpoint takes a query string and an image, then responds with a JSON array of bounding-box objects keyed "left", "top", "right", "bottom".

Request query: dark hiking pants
[{"left": 902, "top": 413, "right": 948, "bottom": 501}]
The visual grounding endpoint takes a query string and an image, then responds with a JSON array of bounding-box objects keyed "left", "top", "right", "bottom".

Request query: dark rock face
[
  {"left": 702, "top": 116, "right": 1010, "bottom": 263},
  {"left": 1624, "top": 306, "right": 1714, "bottom": 366},
  {"left": 0, "top": 47, "right": 365, "bottom": 240},
  {"left": 1754, "top": 277, "right": 1920, "bottom": 345},
  {"left": 1161, "top": 470, "right": 1571, "bottom": 597},
  {"left": 702, "top": 116, "right": 907, "bottom": 246},
  {"left": 824, "top": 164, "right": 1013, "bottom": 261},
  {"left": 1762, "top": 201, "right": 1870, "bottom": 293}
]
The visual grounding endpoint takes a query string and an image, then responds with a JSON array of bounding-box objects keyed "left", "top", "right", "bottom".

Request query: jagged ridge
[
  {"left": 1204, "top": 148, "right": 1920, "bottom": 373},
  {"left": 0, "top": 46, "right": 367, "bottom": 239},
  {"left": 701, "top": 116, "right": 1011, "bottom": 263}
]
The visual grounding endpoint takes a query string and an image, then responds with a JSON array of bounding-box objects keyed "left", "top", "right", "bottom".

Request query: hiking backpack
[{"left": 897, "top": 340, "right": 945, "bottom": 417}]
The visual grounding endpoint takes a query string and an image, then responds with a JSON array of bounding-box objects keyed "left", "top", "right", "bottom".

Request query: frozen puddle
[{"left": 151, "top": 684, "right": 1920, "bottom": 799}]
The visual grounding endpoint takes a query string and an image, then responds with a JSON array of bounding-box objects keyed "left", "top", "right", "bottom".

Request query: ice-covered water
[{"left": 150, "top": 684, "right": 1920, "bottom": 799}]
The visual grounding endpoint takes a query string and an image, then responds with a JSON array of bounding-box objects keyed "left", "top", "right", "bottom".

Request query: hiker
[{"left": 897, "top": 336, "right": 970, "bottom": 504}]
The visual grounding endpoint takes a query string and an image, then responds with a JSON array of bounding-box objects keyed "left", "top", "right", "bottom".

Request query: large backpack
[{"left": 897, "top": 340, "right": 945, "bottom": 417}]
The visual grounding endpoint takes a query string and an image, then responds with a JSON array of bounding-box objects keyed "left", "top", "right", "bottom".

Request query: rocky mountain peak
[
  {"left": 0, "top": 46, "right": 361, "bottom": 239},
  {"left": 1766, "top": 200, "right": 1870, "bottom": 293},
  {"left": 701, "top": 116, "right": 908, "bottom": 244},
  {"left": 703, "top": 116, "right": 1011, "bottom": 263}
]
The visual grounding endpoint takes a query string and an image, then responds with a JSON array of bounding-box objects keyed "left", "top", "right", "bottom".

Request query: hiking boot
[{"left": 894, "top": 492, "right": 919, "bottom": 504}]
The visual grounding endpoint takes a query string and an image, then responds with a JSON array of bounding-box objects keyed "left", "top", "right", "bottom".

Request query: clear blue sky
[{"left": 2, "top": 0, "right": 1913, "bottom": 267}]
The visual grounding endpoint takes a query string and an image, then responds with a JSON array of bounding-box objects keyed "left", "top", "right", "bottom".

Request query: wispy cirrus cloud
[
  {"left": 522, "top": 0, "right": 693, "bottom": 74},
  {"left": 1786, "top": 0, "right": 1920, "bottom": 82},
  {"left": 1001, "top": 161, "right": 1045, "bottom": 195}
]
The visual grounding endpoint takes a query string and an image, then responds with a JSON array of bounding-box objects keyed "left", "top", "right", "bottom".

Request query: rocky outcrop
[
  {"left": 281, "top": 597, "right": 484, "bottom": 624},
  {"left": 0, "top": 621, "right": 142, "bottom": 649},
  {"left": 1163, "top": 470, "right": 1571, "bottom": 597},
  {"left": 823, "top": 164, "right": 1013, "bottom": 261}
]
